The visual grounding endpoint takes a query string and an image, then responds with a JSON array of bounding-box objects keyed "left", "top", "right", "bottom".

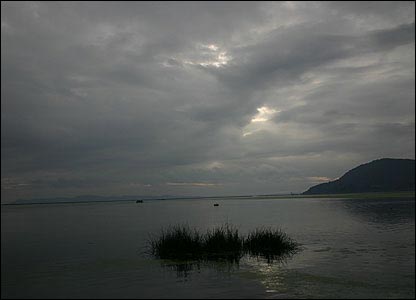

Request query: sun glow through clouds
[
  {"left": 172, "top": 43, "right": 231, "bottom": 68},
  {"left": 206, "top": 44, "right": 219, "bottom": 51},
  {"left": 199, "top": 45, "right": 231, "bottom": 68},
  {"left": 242, "top": 106, "right": 280, "bottom": 137},
  {"left": 251, "top": 106, "right": 279, "bottom": 123}
]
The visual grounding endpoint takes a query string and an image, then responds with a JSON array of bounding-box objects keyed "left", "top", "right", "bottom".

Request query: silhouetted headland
[{"left": 303, "top": 158, "right": 415, "bottom": 195}]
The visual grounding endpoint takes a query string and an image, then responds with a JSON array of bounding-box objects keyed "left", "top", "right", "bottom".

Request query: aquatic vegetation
[
  {"left": 203, "top": 225, "right": 244, "bottom": 262},
  {"left": 149, "top": 224, "right": 298, "bottom": 263},
  {"left": 243, "top": 227, "right": 299, "bottom": 262},
  {"left": 149, "top": 225, "right": 203, "bottom": 260}
]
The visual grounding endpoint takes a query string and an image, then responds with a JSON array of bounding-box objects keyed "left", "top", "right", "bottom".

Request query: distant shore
[
  {"left": 260, "top": 191, "right": 415, "bottom": 199},
  {"left": 2, "top": 191, "right": 414, "bottom": 206}
]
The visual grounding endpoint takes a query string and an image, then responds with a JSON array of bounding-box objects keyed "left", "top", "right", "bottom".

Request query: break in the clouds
[{"left": 1, "top": 2, "right": 415, "bottom": 202}]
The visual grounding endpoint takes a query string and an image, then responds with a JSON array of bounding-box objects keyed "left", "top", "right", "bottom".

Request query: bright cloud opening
[
  {"left": 206, "top": 44, "right": 219, "bottom": 51},
  {"left": 251, "top": 106, "right": 280, "bottom": 123},
  {"left": 175, "top": 43, "right": 231, "bottom": 68},
  {"left": 242, "top": 106, "right": 280, "bottom": 137},
  {"left": 166, "top": 182, "right": 222, "bottom": 187}
]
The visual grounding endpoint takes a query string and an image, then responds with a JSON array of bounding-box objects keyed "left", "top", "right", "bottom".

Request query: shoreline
[{"left": 2, "top": 191, "right": 414, "bottom": 206}]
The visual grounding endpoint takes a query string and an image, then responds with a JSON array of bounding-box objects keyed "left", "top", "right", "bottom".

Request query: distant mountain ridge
[{"left": 303, "top": 158, "right": 415, "bottom": 195}]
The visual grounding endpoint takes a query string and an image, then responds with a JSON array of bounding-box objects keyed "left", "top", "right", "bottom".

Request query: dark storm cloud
[{"left": 1, "top": 2, "right": 414, "bottom": 202}]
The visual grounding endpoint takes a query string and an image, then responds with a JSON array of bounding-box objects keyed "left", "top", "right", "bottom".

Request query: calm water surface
[{"left": 1, "top": 197, "right": 415, "bottom": 299}]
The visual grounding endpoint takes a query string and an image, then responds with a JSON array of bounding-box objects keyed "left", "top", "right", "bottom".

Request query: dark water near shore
[{"left": 1, "top": 197, "right": 415, "bottom": 299}]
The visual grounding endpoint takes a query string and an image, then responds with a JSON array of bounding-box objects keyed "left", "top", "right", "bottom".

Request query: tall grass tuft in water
[
  {"left": 243, "top": 227, "right": 299, "bottom": 262},
  {"left": 149, "top": 224, "right": 299, "bottom": 263},
  {"left": 149, "top": 225, "right": 203, "bottom": 260},
  {"left": 203, "top": 224, "right": 244, "bottom": 262}
]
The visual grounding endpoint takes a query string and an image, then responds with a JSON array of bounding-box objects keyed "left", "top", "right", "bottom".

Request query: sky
[{"left": 1, "top": 1, "right": 415, "bottom": 202}]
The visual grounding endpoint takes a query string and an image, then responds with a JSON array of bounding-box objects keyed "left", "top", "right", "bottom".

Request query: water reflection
[
  {"left": 245, "top": 248, "right": 299, "bottom": 265},
  {"left": 160, "top": 259, "right": 239, "bottom": 278},
  {"left": 340, "top": 197, "right": 415, "bottom": 225},
  {"left": 157, "top": 252, "right": 297, "bottom": 278},
  {"left": 162, "top": 261, "right": 201, "bottom": 278},
  {"left": 240, "top": 256, "right": 290, "bottom": 296}
]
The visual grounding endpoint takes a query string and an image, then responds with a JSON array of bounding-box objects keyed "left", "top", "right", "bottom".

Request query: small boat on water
[
  {"left": 136, "top": 200, "right": 143, "bottom": 203},
  {"left": 214, "top": 203, "right": 219, "bottom": 206}
]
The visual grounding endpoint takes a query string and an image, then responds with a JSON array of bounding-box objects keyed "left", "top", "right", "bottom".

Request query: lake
[{"left": 1, "top": 196, "right": 415, "bottom": 299}]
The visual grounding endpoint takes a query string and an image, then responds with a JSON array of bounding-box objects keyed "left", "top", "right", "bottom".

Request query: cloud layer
[{"left": 2, "top": 2, "right": 415, "bottom": 201}]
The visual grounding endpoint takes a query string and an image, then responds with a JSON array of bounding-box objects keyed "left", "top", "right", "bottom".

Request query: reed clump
[
  {"left": 149, "top": 224, "right": 298, "bottom": 262},
  {"left": 203, "top": 225, "right": 244, "bottom": 261},
  {"left": 149, "top": 225, "right": 203, "bottom": 260},
  {"left": 243, "top": 227, "right": 299, "bottom": 262}
]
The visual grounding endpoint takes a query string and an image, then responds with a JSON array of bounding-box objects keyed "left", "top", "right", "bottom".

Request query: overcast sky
[{"left": 1, "top": 1, "right": 415, "bottom": 202}]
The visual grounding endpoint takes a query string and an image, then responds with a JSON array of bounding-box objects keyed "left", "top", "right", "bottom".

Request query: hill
[{"left": 303, "top": 158, "right": 415, "bottom": 195}]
